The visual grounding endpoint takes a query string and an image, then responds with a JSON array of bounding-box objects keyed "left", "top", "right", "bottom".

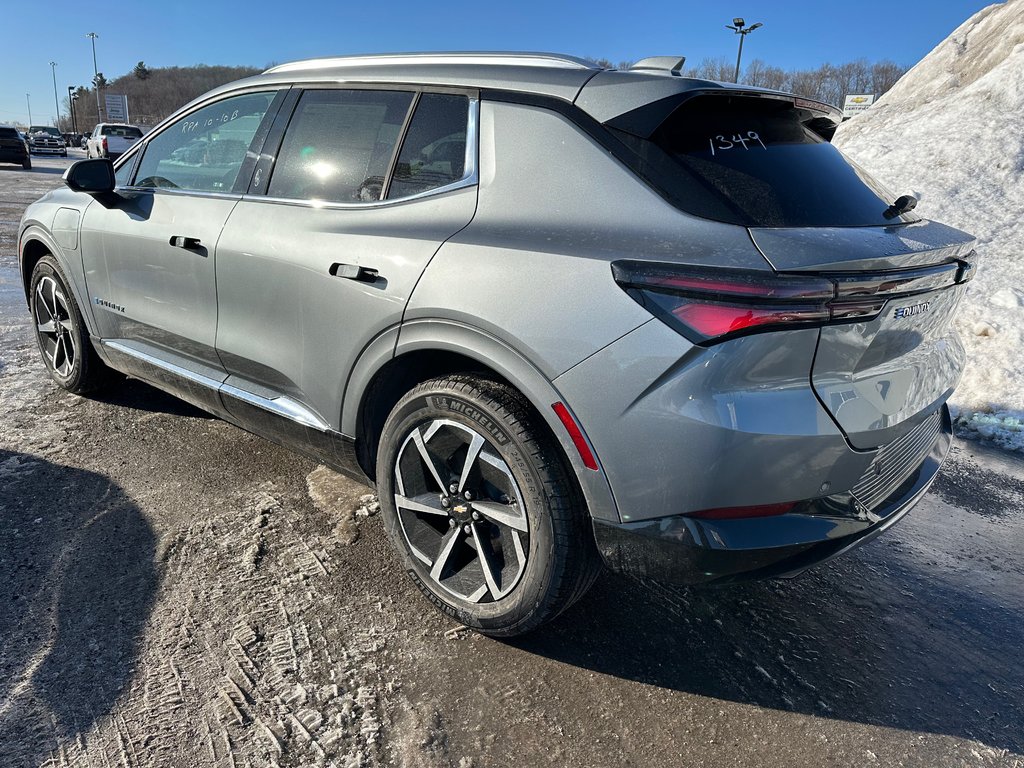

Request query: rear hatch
[{"left": 594, "top": 83, "right": 977, "bottom": 449}]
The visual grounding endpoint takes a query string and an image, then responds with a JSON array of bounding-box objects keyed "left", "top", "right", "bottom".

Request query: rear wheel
[
  {"left": 377, "top": 375, "right": 601, "bottom": 637},
  {"left": 29, "top": 255, "right": 109, "bottom": 394},
  {"left": 22, "top": 157, "right": 31, "bottom": 170}
]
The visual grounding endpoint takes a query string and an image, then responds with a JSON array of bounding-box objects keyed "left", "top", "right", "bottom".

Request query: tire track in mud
[{"left": 19, "top": 472, "right": 392, "bottom": 768}]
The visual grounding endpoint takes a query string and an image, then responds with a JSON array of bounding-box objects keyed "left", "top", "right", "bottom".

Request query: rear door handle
[
  {"left": 169, "top": 235, "right": 202, "bottom": 251},
  {"left": 329, "top": 262, "right": 379, "bottom": 282}
]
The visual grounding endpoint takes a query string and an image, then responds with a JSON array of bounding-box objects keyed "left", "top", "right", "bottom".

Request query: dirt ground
[{"left": 2, "top": 154, "right": 1023, "bottom": 768}]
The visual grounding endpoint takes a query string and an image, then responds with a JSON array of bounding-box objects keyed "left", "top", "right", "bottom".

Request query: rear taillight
[{"left": 612, "top": 261, "right": 885, "bottom": 344}]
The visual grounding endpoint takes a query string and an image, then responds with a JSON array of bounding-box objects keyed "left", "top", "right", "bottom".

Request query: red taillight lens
[
  {"left": 612, "top": 261, "right": 883, "bottom": 344},
  {"left": 102, "top": 137, "right": 108, "bottom": 150},
  {"left": 686, "top": 502, "right": 796, "bottom": 520}
]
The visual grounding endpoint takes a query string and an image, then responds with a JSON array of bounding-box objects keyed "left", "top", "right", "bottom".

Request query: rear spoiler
[{"left": 605, "top": 89, "right": 843, "bottom": 142}]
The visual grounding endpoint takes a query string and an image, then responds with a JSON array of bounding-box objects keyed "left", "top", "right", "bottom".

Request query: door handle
[
  {"left": 329, "top": 263, "right": 379, "bottom": 282},
  {"left": 169, "top": 235, "right": 202, "bottom": 251}
]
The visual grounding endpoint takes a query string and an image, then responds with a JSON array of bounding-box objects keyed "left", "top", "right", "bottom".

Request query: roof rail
[
  {"left": 628, "top": 56, "right": 687, "bottom": 76},
  {"left": 264, "top": 52, "right": 600, "bottom": 74}
]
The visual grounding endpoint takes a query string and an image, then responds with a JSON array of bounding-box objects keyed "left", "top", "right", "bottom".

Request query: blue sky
[{"left": 2, "top": 0, "right": 991, "bottom": 126}]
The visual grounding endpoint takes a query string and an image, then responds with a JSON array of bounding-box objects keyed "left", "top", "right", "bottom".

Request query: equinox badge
[{"left": 893, "top": 302, "right": 930, "bottom": 319}]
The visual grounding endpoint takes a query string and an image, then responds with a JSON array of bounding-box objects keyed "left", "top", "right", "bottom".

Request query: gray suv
[{"left": 19, "top": 53, "right": 976, "bottom": 636}]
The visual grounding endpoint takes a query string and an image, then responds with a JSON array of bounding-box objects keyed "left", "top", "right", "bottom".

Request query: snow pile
[{"left": 834, "top": 0, "right": 1024, "bottom": 452}]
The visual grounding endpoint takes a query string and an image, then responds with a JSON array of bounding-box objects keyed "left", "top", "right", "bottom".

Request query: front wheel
[
  {"left": 29, "top": 255, "right": 110, "bottom": 394},
  {"left": 377, "top": 375, "right": 601, "bottom": 637}
]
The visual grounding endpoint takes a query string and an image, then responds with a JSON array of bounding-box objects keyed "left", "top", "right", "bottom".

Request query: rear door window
[
  {"left": 386, "top": 94, "right": 470, "bottom": 200},
  {"left": 268, "top": 89, "right": 414, "bottom": 203},
  {"left": 615, "top": 95, "right": 918, "bottom": 228}
]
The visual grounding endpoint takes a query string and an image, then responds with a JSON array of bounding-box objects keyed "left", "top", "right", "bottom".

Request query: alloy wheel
[
  {"left": 34, "top": 275, "right": 77, "bottom": 378},
  {"left": 394, "top": 419, "right": 529, "bottom": 603}
]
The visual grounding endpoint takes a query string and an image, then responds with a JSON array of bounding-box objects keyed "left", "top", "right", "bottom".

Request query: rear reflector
[
  {"left": 552, "top": 402, "right": 599, "bottom": 471},
  {"left": 686, "top": 502, "right": 796, "bottom": 520}
]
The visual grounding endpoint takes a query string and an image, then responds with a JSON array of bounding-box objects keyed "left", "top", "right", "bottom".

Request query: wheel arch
[
  {"left": 347, "top": 318, "right": 621, "bottom": 523},
  {"left": 19, "top": 226, "right": 97, "bottom": 337}
]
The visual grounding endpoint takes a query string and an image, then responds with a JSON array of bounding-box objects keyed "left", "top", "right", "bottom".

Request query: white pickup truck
[{"left": 86, "top": 123, "right": 144, "bottom": 160}]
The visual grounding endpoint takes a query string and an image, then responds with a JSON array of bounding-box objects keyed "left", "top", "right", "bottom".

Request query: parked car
[
  {"left": 18, "top": 53, "right": 977, "bottom": 636},
  {"left": 0, "top": 125, "right": 31, "bottom": 169},
  {"left": 26, "top": 125, "right": 67, "bottom": 156},
  {"left": 86, "top": 122, "right": 144, "bottom": 160}
]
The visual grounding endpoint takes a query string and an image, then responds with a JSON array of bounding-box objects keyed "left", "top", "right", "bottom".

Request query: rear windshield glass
[
  {"left": 614, "top": 95, "right": 918, "bottom": 228},
  {"left": 0, "top": 127, "right": 19, "bottom": 139},
  {"left": 102, "top": 125, "right": 143, "bottom": 138}
]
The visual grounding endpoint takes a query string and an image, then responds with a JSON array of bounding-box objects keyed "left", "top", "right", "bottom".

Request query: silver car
[{"left": 18, "top": 53, "right": 976, "bottom": 636}]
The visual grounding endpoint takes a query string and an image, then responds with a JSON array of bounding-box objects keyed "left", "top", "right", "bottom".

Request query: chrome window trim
[
  {"left": 246, "top": 96, "right": 479, "bottom": 210},
  {"left": 103, "top": 341, "right": 333, "bottom": 432}
]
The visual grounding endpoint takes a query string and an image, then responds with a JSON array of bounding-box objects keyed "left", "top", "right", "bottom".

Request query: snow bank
[{"left": 834, "top": 0, "right": 1024, "bottom": 452}]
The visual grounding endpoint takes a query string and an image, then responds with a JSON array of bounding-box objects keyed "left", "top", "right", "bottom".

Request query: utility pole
[
  {"left": 726, "top": 18, "right": 763, "bottom": 83},
  {"left": 26, "top": 94, "right": 32, "bottom": 126},
  {"left": 86, "top": 32, "right": 101, "bottom": 123},
  {"left": 50, "top": 61, "right": 61, "bottom": 128}
]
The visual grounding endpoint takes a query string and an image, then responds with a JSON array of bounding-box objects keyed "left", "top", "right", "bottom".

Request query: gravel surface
[{"left": 1, "top": 154, "right": 1022, "bottom": 768}]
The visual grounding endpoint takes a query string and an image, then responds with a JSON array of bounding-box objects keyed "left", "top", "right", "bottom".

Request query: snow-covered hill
[{"left": 834, "top": 0, "right": 1024, "bottom": 451}]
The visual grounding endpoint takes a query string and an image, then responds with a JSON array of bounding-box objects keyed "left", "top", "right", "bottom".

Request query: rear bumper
[
  {"left": 0, "top": 149, "right": 28, "bottom": 162},
  {"left": 594, "top": 405, "right": 952, "bottom": 585}
]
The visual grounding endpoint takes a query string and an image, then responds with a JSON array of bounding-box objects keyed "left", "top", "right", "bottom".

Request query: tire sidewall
[
  {"left": 29, "top": 257, "right": 89, "bottom": 391},
  {"left": 377, "top": 382, "right": 558, "bottom": 630}
]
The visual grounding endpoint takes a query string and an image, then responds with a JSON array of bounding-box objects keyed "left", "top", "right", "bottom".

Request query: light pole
[
  {"left": 26, "top": 94, "right": 33, "bottom": 126},
  {"left": 50, "top": 61, "right": 61, "bottom": 128},
  {"left": 726, "top": 17, "right": 763, "bottom": 84},
  {"left": 68, "top": 86, "right": 79, "bottom": 133},
  {"left": 86, "top": 32, "right": 101, "bottom": 122}
]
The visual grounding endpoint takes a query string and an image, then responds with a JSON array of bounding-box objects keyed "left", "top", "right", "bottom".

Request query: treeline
[
  {"left": 64, "top": 63, "right": 261, "bottom": 130},
  {"left": 589, "top": 57, "right": 908, "bottom": 107}
]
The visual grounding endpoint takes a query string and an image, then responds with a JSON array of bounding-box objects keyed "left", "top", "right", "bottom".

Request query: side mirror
[{"left": 63, "top": 158, "right": 115, "bottom": 194}]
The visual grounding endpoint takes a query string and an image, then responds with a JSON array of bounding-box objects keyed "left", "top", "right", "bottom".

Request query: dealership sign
[
  {"left": 105, "top": 94, "right": 130, "bottom": 123},
  {"left": 842, "top": 93, "right": 875, "bottom": 119}
]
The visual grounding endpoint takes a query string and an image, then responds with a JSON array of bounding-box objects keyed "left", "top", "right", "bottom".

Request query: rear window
[
  {"left": 102, "top": 125, "right": 143, "bottom": 138},
  {"left": 614, "top": 95, "right": 918, "bottom": 228},
  {"left": 0, "top": 127, "right": 19, "bottom": 139}
]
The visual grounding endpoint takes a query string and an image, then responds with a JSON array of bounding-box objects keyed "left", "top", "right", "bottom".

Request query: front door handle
[
  {"left": 329, "top": 262, "right": 379, "bottom": 282},
  {"left": 169, "top": 235, "right": 202, "bottom": 251}
]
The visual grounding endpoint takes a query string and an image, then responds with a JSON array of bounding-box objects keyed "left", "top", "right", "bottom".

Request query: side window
[
  {"left": 132, "top": 91, "right": 276, "bottom": 192},
  {"left": 386, "top": 94, "right": 470, "bottom": 200},
  {"left": 268, "top": 89, "right": 413, "bottom": 202}
]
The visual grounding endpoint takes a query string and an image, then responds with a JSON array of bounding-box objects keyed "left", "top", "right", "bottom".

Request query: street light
[
  {"left": 725, "top": 17, "right": 764, "bottom": 84},
  {"left": 50, "top": 61, "right": 61, "bottom": 129},
  {"left": 26, "top": 93, "right": 32, "bottom": 125},
  {"left": 86, "top": 32, "right": 101, "bottom": 122},
  {"left": 68, "top": 86, "right": 79, "bottom": 133}
]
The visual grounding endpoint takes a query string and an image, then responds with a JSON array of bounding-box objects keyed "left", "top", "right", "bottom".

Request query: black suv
[{"left": 0, "top": 126, "right": 30, "bottom": 169}]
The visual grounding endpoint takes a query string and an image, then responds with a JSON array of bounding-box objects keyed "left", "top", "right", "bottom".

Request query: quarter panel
[{"left": 405, "top": 101, "right": 773, "bottom": 380}]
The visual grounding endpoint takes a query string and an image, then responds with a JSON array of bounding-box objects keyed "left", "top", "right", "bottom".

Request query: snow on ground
[{"left": 834, "top": 0, "right": 1024, "bottom": 452}]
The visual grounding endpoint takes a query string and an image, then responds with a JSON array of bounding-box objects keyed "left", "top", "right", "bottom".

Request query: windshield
[
  {"left": 613, "top": 95, "right": 920, "bottom": 228},
  {"left": 29, "top": 126, "right": 61, "bottom": 136}
]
